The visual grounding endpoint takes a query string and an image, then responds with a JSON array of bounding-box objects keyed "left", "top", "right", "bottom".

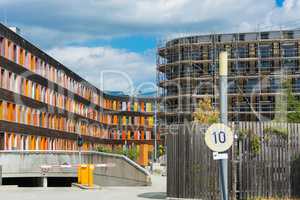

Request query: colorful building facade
[{"left": 0, "top": 23, "right": 157, "bottom": 165}]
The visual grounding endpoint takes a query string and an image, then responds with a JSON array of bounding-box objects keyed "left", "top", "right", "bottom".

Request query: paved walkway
[{"left": 0, "top": 175, "right": 167, "bottom": 200}]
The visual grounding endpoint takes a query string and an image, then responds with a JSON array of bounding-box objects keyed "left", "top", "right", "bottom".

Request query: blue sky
[
  {"left": 0, "top": 0, "right": 299, "bottom": 94},
  {"left": 276, "top": 0, "right": 285, "bottom": 6}
]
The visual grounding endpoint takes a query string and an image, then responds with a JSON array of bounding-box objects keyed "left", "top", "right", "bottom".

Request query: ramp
[{"left": 0, "top": 151, "right": 151, "bottom": 186}]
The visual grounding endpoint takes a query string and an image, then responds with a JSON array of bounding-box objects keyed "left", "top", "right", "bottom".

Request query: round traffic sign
[{"left": 204, "top": 123, "right": 233, "bottom": 152}]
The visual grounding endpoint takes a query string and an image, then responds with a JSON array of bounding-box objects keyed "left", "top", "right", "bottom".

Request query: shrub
[
  {"left": 127, "top": 146, "right": 139, "bottom": 161},
  {"left": 194, "top": 97, "right": 219, "bottom": 124},
  {"left": 96, "top": 145, "right": 139, "bottom": 161},
  {"left": 264, "top": 127, "right": 288, "bottom": 140},
  {"left": 96, "top": 145, "right": 112, "bottom": 153}
]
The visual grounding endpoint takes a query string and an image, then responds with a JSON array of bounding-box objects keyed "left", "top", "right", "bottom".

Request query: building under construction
[{"left": 157, "top": 29, "right": 300, "bottom": 124}]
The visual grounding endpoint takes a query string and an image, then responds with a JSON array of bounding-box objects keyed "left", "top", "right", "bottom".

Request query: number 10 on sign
[
  {"left": 205, "top": 123, "right": 233, "bottom": 152},
  {"left": 212, "top": 131, "right": 226, "bottom": 144}
]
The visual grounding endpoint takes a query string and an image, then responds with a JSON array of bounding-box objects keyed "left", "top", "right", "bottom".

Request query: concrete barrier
[{"left": 0, "top": 151, "right": 151, "bottom": 186}]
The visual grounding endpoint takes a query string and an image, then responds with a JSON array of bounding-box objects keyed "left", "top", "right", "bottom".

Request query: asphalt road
[{"left": 0, "top": 175, "right": 167, "bottom": 200}]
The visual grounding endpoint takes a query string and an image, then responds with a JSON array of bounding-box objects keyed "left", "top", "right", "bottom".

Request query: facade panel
[{"left": 0, "top": 23, "right": 158, "bottom": 164}]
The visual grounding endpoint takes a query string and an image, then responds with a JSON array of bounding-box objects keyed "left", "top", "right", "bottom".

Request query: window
[
  {"left": 259, "top": 45, "right": 272, "bottom": 58},
  {"left": 7, "top": 41, "right": 12, "bottom": 60},
  {"left": 228, "top": 81, "right": 237, "bottom": 93},
  {"left": 191, "top": 49, "right": 201, "bottom": 60},
  {"left": 260, "top": 61, "right": 273, "bottom": 70},
  {"left": 146, "top": 103, "right": 152, "bottom": 112},
  {"left": 148, "top": 116, "right": 154, "bottom": 127},
  {"left": 261, "top": 32, "right": 269, "bottom": 39},
  {"left": 25, "top": 51, "right": 30, "bottom": 69},
  {"left": 13, "top": 44, "right": 17, "bottom": 62},
  {"left": 0, "top": 37, "right": 4, "bottom": 56},
  {"left": 245, "top": 78, "right": 259, "bottom": 93},
  {"left": 233, "top": 62, "right": 249, "bottom": 73},
  {"left": 134, "top": 102, "right": 138, "bottom": 112},
  {"left": 16, "top": 105, "right": 21, "bottom": 123},
  {"left": 239, "top": 34, "right": 245, "bottom": 41},
  {"left": 141, "top": 102, "right": 145, "bottom": 112},
  {"left": 0, "top": 132, "right": 4, "bottom": 150},
  {"left": 270, "top": 78, "right": 280, "bottom": 92},
  {"left": 282, "top": 44, "right": 297, "bottom": 57},
  {"left": 283, "top": 31, "right": 294, "bottom": 39},
  {"left": 294, "top": 79, "right": 300, "bottom": 92},
  {"left": 14, "top": 74, "right": 19, "bottom": 93},
  {"left": 238, "top": 46, "right": 248, "bottom": 58},
  {"left": 0, "top": 68, "right": 3, "bottom": 88},
  {"left": 145, "top": 131, "right": 152, "bottom": 140},
  {"left": 283, "top": 60, "right": 298, "bottom": 71},
  {"left": 19, "top": 48, "right": 24, "bottom": 65},
  {"left": 8, "top": 72, "right": 13, "bottom": 91},
  {"left": 0, "top": 100, "right": 3, "bottom": 120},
  {"left": 30, "top": 55, "right": 35, "bottom": 72},
  {"left": 1, "top": 70, "right": 5, "bottom": 89}
]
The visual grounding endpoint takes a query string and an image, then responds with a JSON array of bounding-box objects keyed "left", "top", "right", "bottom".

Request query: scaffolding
[{"left": 157, "top": 29, "right": 300, "bottom": 125}]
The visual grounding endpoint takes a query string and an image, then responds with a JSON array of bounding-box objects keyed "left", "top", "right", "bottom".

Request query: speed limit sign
[{"left": 204, "top": 123, "right": 233, "bottom": 152}]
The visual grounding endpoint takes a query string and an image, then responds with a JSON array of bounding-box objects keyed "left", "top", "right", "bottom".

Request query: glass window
[
  {"left": 238, "top": 46, "right": 248, "bottom": 58},
  {"left": 270, "top": 78, "right": 280, "bottom": 92},
  {"left": 294, "top": 79, "right": 300, "bottom": 92},
  {"left": 261, "top": 32, "right": 269, "bottom": 39},
  {"left": 245, "top": 78, "right": 259, "bottom": 93},
  {"left": 259, "top": 45, "right": 272, "bottom": 57},
  {"left": 282, "top": 44, "right": 297, "bottom": 57}
]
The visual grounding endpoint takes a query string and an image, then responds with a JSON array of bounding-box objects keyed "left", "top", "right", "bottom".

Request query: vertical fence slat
[{"left": 167, "top": 122, "right": 300, "bottom": 199}]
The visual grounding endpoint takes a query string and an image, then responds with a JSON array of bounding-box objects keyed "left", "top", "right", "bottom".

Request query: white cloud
[
  {"left": 3, "top": 0, "right": 300, "bottom": 48},
  {"left": 20, "top": 25, "right": 96, "bottom": 49},
  {"left": 47, "top": 46, "right": 156, "bottom": 93},
  {"left": 3, "top": 0, "right": 300, "bottom": 95}
]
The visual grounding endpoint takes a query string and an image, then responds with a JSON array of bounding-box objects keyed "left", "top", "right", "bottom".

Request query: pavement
[{"left": 0, "top": 175, "right": 167, "bottom": 200}]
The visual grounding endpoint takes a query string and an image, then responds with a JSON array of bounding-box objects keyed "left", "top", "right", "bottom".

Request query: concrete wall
[
  {"left": 92, "top": 153, "right": 151, "bottom": 186},
  {"left": 0, "top": 151, "right": 151, "bottom": 186}
]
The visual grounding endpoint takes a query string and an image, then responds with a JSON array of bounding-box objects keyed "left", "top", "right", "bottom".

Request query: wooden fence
[{"left": 166, "top": 122, "right": 300, "bottom": 200}]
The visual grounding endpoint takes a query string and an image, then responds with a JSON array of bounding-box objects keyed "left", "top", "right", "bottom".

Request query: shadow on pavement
[{"left": 138, "top": 192, "right": 167, "bottom": 199}]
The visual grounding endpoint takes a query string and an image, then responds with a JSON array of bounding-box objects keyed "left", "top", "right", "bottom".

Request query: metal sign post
[
  {"left": 205, "top": 51, "right": 231, "bottom": 200},
  {"left": 219, "top": 51, "right": 229, "bottom": 200},
  {"left": 205, "top": 123, "right": 233, "bottom": 200}
]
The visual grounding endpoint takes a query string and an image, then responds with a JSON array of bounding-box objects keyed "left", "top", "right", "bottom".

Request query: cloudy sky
[{"left": 0, "top": 0, "right": 299, "bottom": 94}]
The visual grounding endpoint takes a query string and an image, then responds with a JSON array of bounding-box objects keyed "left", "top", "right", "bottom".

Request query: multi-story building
[
  {"left": 0, "top": 23, "right": 158, "bottom": 165},
  {"left": 157, "top": 30, "right": 300, "bottom": 124}
]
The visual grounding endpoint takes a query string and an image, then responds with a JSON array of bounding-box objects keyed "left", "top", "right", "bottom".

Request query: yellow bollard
[
  {"left": 79, "top": 164, "right": 89, "bottom": 185},
  {"left": 88, "top": 164, "right": 94, "bottom": 187},
  {"left": 77, "top": 164, "right": 94, "bottom": 187}
]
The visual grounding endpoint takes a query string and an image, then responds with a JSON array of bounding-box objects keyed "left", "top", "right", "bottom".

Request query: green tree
[
  {"left": 126, "top": 146, "right": 139, "bottom": 161},
  {"left": 158, "top": 145, "right": 165, "bottom": 157},
  {"left": 194, "top": 97, "right": 219, "bottom": 124}
]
